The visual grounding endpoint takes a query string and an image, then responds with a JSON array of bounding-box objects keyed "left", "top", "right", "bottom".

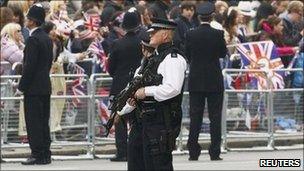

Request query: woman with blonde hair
[
  {"left": 48, "top": 0, "right": 72, "bottom": 39},
  {"left": 1, "top": 23, "right": 24, "bottom": 64},
  {"left": 215, "top": 0, "right": 228, "bottom": 15},
  {"left": 49, "top": 0, "right": 71, "bottom": 23}
]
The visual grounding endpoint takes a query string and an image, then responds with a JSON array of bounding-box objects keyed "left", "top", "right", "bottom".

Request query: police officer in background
[
  {"left": 117, "top": 18, "right": 187, "bottom": 170},
  {"left": 185, "top": 2, "right": 227, "bottom": 161},
  {"left": 108, "top": 9, "right": 142, "bottom": 162},
  {"left": 17, "top": 4, "right": 53, "bottom": 165}
]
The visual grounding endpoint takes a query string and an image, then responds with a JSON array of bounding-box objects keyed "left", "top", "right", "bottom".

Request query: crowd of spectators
[{"left": 0, "top": 0, "right": 303, "bottom": 86}]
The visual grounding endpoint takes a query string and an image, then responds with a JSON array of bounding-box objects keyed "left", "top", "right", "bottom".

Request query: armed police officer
[
  {"left": 185, "top": 2, "right": 227, "bottom": 161},
  {"left": 116, "top": 18, "right": 187, "bottom": 170}
]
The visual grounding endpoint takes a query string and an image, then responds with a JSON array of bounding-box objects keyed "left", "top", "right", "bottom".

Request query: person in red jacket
[{"left": 257, "top": 16, "right": 299, "bottom": 67}]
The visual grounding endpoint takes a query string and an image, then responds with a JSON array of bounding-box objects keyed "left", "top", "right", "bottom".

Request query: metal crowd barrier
[
  {"left": 1, "top": 68, "right": 303, "bottom": 159},
  {"left": 1, "top": 74, "right": 94, "bottom": 159},
  {"left": 0, "top": 61, "right": 12, "bottom": 76},
  {"left": 222, "top": 68, "right": 303, "bottom": 151}
]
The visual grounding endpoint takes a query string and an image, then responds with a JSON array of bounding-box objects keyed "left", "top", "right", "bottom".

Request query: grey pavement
[{"left": 1, "top": 149, "right": 303, "bottom": 170}]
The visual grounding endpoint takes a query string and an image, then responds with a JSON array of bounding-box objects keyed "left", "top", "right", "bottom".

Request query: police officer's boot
[{"left": 110, "top": 155, "right": 127, "bottom": 162}]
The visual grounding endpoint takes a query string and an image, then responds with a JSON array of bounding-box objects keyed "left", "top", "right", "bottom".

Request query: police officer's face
[
  {"left": 25, "top": 17, "right": 35, "bottom": 29},
  {"left": 149, "top": 30, "right": 161, "bottom": 47},
  {"left": 149, "top": 29, "right": 170, "bottom": 48}
]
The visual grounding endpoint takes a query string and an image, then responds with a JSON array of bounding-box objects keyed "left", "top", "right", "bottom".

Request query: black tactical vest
[{"left": 136, "top": 43, "right": 184, "bottom": 139}]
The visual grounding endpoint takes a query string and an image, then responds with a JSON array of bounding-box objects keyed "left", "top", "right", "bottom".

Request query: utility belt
[
  {"left": 139, "top": 100, "right": 162, "bottom": 124},
  {"left": 137, "top": 100, "right": 177, "bottom": 154},
  {"left": 148, "top": 129, "right": 176, "bottom": 155}
]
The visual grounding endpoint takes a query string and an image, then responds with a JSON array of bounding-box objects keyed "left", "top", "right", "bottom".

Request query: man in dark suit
[
  {"left": 108, "top": 10, "right": 142, "bottom": 162},
  {"left": 17, "top": 4, "right": 53, "bottom": 165},
  {"left": 185, "top": 2, "right": 227, "bottom": 161}
]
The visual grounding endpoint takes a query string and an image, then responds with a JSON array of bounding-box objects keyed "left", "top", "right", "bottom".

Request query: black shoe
[
  {"left": 188, "top": 146, "right": 201, "bottom": 161},
  {"left": 110, "top": 156, "right": 127, "bottom": 162},
  {"left": 188, "top": 156, "right": 199, "bottom": 161},
  {"left": 35, "top": 158, "right": 50, "bottom": 165},
  {"left": 44, "top": 156, "right": 52, "bottom": 164},
  {"left": 21, "top": 157, "right": 47, "bottom": 165},
  {"left": 210, "top": 156, "right": 223, "bottom": 161}
]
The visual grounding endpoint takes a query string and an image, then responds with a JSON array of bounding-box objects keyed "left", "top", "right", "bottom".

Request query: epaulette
[
  {"left": 171, "top": 52, "right": 178, "bottom": 58},
  {"left": 170, "top": 48, "right": 178, "bottom": 58}
]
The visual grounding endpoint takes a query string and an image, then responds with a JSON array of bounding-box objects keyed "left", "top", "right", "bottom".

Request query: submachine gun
[{"left": 105, "top": 58, "right": 159, "bottom": 136}]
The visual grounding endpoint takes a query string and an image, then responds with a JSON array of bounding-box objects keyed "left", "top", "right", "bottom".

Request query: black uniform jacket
[
  {"left": 18, "top": 28, "right": 53, "bottom": 95},
  {"left": 185, "top": 24, "right": 227, "bottom": 92},
  {"left": 108, "top": 32, "right": 142, "bottom": 95}
]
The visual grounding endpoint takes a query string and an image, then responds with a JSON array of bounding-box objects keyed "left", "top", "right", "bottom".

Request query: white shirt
[
  {"left": 29, "top": 27, "right": 38, "bottom": 36},
  {"left": 118, "top": 52, "right": 187, "bottom": 116},
  {"left": 201, "top": 21, "right": 223, "bottom": 30},
  {"left": 210, "top": 21, "right": 223, "bottom": 30},
  {"left": 144, "top": 53, "right": 187, "bottom": 101}
]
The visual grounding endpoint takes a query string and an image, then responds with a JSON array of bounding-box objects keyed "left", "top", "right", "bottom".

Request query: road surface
[{"left": 1, "top": 149, "right": 303, "bottom": 170}]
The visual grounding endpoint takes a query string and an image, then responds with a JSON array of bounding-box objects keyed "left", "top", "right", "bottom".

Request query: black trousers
[
  {"left": 187, "top": 91, "right": 223, "bottom": 158},
  {"left": 128, "top": 123, "right": 173, "bottom": 171},
  {"left": 127, "top": 123, "right": 144, "bottom": 171},
  {"left": 114, "top": 115, "right": 128, "bottom": 157},
  {"left": 24, "top": 95, "right": 51, "bottom": 159}
]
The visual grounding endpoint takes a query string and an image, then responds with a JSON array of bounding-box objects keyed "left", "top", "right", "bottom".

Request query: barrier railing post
[
  {"left": 176, "top": 126, "right": 183, "bottom": 152},
  {"left": 221, "top": 91, "right": 228, "bottom": 151},
  {"left": 221, "top": 70, "right": 228, "bottom": 152},
  {"left": 265, "top": 72, "right": 274, "bottom": 149},
  {"left": 86, "top": 75, "right": 95, "bottom": 158},
  {"left": 176, "top": 93, "right": 185, "bottom": 152},
  {"left": 1, "top": 81, "right": 13, "bottom": 144},
  {"left": 90, "top": 74, "right": 97, "bottom": 158},
  {"left": 2, "top": 103, "right": 9, "bottom": 144}
]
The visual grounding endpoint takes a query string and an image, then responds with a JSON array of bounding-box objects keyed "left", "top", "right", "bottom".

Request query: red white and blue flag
[
  {"left": 96, "top": 88, "right": 115, "bottom": 137},
  {"left": 70, "top": 63, "right": 86, "bottom": 106},
  {"left": 84, "top": 13, "right": 101, "bottom": 31},
  {"left": 236, "top": 41, "right": 285, "bottom": 90},
  {"left": 87, "top": 38, "right": 108, "bottom": 73}
]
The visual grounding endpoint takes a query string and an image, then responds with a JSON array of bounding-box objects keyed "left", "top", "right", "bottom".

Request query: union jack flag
[
  {"left": 236, "top": 41, "right": 285, "bottom": 90},
  {"left": 87, "top": 38, "right": 108, "bottom": 73},
  {"left": 96, "top": 88, "right": 115, "bottom": 137},
  {"left": 84, "top": 13, "right": 101, "bottom": 31},
  {"left": 68, "top": 63, "right": 86, "bottom": 106}
]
